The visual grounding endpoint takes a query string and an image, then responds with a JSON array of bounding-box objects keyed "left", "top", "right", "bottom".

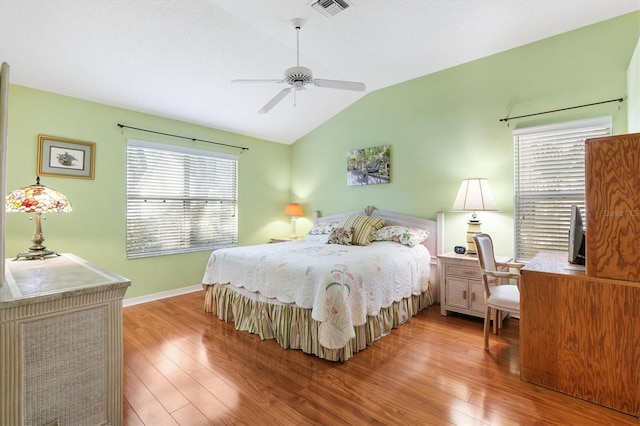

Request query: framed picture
[
  {"left": 347, "top": 144, "right": 390, "bottom": 186},
  {"left": 37, "top": 135, "right": 95, "bottom": 179}
]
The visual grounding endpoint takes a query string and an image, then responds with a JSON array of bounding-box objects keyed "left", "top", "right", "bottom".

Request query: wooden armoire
[
  {"left": 585, "top": 132, "right": 640, "bottom": 282},
  {"left": 520, "top": 133, "right": 640, "bottom": 417}
]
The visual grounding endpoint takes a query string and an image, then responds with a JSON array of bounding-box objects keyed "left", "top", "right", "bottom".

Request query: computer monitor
[{"left": 568, "top": 204, "right": 586, "bottom": 265}]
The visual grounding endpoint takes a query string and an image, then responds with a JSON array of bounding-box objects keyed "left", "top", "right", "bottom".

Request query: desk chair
[{"left": 473, "top": 233, "right": 523, "bottom": 351}]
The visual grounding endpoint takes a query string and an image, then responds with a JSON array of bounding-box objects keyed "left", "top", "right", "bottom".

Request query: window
[
  {"left": 513, "top": 116, "right": 611, "bottom": 261},
  {"left": 126, "top": 140, "right": 238, "bottom": 258}
]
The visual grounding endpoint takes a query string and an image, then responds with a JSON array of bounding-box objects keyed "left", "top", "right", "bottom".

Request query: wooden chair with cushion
[{"left": 472, "top": 233, "right": 523, "bottom": 351}]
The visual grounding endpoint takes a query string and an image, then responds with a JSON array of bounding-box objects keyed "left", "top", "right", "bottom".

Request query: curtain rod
[
  {"left": 499, "top": 97, "right": 623, "bottom": 123},
  {"left": 117, "top": 123, "right": 249, "bottom": 151}
]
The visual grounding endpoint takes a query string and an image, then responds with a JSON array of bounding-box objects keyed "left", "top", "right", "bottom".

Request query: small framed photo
[{"left": 37, "top": 135, "right": 95, "bottom": 179}]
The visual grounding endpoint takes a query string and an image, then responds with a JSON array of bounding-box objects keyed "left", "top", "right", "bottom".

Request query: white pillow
[{"left": 303, "top": 234, "right": 330, "bottom": 243}]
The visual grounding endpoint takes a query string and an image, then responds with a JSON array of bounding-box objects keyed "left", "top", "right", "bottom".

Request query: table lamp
[
  {"left": 451, "top": 178, "right": 498, "bottom": 255},
  {"left": 5, "top": 176, "right": 72, "bottom": 260},
  {"left": 283, "top": 202, "right": 304, "bottom": 239}
]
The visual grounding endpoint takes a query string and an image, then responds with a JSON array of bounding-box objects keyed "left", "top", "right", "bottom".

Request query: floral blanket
[{"left": 202, "top": 235, "right": 432, "bottom": 349}]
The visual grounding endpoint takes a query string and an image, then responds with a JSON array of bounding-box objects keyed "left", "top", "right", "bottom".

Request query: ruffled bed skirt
[{"left": 203, "top": 283, "right": 434, "bottom": 362}]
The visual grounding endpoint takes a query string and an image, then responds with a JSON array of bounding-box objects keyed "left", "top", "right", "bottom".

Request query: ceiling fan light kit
[
  {"left": 285, "top": 66, "right": 314, "bottom": 87},
  {"left": 233, "top": 18, "right": 365, "bottom": 114}
]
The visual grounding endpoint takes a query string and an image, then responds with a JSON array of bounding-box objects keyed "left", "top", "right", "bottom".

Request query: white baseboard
[{"left": 123, "top": 284, "right": 202, "bottom": 307}]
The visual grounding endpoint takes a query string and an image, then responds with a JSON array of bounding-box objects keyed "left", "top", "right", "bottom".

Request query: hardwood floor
[{"left": 123, "top": 291, "right": 638, "bottom": 425}]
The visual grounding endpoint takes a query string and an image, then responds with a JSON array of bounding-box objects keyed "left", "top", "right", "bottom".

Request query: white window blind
[
  {"left": 513, "top": 116, "right": 611, "bottom": 261},
  {"left": 126, "top": 139, "right": 238, "bottom": 259}
]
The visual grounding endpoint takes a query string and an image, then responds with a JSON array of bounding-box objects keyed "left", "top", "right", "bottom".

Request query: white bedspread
[{"left": 202, "top": 235, "right": 432, "bottom": 349}]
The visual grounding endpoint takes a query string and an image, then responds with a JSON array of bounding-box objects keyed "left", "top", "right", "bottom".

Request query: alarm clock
[{"left": 454, "top": 246, "right": 466, "bottom": 254}]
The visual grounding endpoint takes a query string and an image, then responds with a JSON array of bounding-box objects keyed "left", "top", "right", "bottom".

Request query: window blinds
[
  {"left": 513, "top": 116, "right": 611, "bottom": 261},
  {"left": 126, "top": 140, "right": 238, "bottom": 258}
]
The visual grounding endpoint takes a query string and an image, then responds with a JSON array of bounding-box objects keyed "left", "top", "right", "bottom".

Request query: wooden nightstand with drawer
[{"left": 438, "top": 252, "right": 511, "bottom": 318}]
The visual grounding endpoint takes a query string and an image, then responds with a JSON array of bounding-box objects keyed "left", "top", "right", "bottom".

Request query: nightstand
[
  {"left": 270, "top": 237, "right": 303, "bottom": 243},
  {"left": 1, "top": 254, "right": 130, "bottom": 426},
  {"left": 438, "top": 252, "right": 511, "bottom": 318}
]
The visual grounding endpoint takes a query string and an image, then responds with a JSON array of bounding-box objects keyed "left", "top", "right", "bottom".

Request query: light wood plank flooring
[{"left": 123, "top": 291, "right": 639, "bottom": 425}]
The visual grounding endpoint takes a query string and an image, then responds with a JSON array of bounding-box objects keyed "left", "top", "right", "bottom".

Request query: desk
[
  {"left": 1, "top": 253, "right": 130, "bottom": 426},
  {"left": 520, "top": 252, "right": 640, "bottom": 417}
]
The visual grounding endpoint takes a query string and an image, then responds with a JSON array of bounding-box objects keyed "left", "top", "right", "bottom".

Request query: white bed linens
[{"left": 202, "top": 235, "right": 431, "bottom": 350}]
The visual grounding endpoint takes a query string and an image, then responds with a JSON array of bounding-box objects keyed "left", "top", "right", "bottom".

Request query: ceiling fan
[{"left": 232, "top": 18, "right": 366, "bottom": 114}]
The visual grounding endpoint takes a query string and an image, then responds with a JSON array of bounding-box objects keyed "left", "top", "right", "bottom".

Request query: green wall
[
  {"left": 290, "top": 11, "right": 640, "bottom": 258},
  {"left": 5, "top": 86, "right": 291, "bottom": 299},
  {"left": 5, "top": 12, "right": 639, "bottom": 299}
]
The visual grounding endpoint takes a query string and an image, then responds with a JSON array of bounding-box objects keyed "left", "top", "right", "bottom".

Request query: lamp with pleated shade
[
  {"left": 5, "top": 176, "right": 72, "bottom": 260},
  {"left": 451, "top": 178, "right": 498, "bottom": 255}
]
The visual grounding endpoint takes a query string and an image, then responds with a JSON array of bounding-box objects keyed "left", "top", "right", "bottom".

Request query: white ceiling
[{"left": 1, "top": 1, "right": 639, "bottom": 144}]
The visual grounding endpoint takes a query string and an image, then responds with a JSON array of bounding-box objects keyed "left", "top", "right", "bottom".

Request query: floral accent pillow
[
  {"left": 308, "top": 221, "right": 339, "bottom": 235},
  {"left": 374, "top": 226, "right": 430, "bottom": 247},
  {"left": 336, "top": 214, "right": 385, "bottom": 246},
  {"left": 327, "top": 227, "right": 354, "bottom": 245}
]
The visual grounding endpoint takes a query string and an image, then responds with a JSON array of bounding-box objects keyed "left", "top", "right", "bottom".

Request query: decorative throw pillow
[
  {"left": 374, "top": 225, "right": 430, "bottom": 247},
  {"left": 308, "top": 221, "right": 339, "bottom": 235},
  {"left": 337, "top": 214, "right": 385, "bottom": 246},
  {"left": 327, "top": 227, "right": 354, "bottom": 245}
]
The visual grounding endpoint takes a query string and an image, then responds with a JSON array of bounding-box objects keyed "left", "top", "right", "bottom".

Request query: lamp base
[
  {"left": 466, "top": 219, "right": 482, "bottom": 255},
  {"left": 14, "top": 248, "right": 60, "bottom": 261}
]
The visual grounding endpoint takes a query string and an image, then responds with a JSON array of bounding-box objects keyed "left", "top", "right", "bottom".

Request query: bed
[{"left": 202, "top": 206, "right": 443, "bottom": 361}]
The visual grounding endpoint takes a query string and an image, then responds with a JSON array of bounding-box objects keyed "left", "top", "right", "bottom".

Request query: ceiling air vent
[{"left": 311, "top": 0, "right": 351, "bottom": 18}]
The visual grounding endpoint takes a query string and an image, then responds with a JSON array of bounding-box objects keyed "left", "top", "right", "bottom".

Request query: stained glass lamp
[
  {"left": 283, "top": 202, "right": 304, "bottom": 239},
  {"left": 5, "top": 176, "right": 72, "bottom": 260}
]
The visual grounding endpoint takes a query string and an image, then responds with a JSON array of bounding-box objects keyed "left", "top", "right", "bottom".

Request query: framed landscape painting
[{"left": 347, "top": 145, "right": 390, "bottom": 186}]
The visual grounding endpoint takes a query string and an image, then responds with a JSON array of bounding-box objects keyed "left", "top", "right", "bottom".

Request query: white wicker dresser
[{"left": 1, "top": 253, "right": 130, "bottom": 426}]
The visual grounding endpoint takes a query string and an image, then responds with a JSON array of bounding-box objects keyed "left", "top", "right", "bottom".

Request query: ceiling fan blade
[
  {"left": 232, "top": 79, "right": 285, "bottom": 84},
  {"left": 258, "top": 87, "right": 292, "bottom": 114},
  {"left": 313, "top": 79, "right": 366, "bottom": 91}
]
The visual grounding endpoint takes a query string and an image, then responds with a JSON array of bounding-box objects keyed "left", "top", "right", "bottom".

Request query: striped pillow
[{"left": 337, "top": 214, "right": 385, "bottom": 246}]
